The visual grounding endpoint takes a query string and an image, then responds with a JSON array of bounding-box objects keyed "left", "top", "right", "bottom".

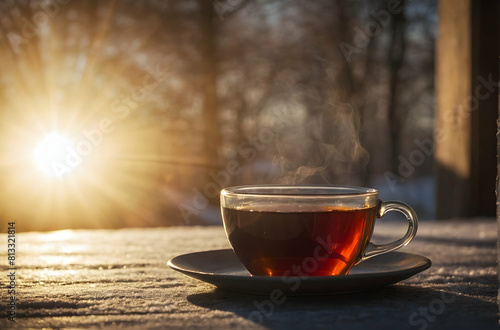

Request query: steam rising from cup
[{"left": 275, "top": 103, "right": 369, "bottom": 185}]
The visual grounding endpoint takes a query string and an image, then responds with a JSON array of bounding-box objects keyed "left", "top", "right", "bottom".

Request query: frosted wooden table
[{"left": 0, "top": 220, "right": 497, "bottom": 329}]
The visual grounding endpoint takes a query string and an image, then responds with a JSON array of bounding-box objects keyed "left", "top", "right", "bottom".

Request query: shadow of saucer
[{"left": 187, "top": 284, "right": 497, "bottom": 330}]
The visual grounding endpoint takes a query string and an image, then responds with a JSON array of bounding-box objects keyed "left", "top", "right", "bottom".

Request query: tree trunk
[
  {"left": 199, "top": 0, "right": 220, "bottom": 167},
  {"left": 387, "top": 0, "right": 407, "bottom": 175}
]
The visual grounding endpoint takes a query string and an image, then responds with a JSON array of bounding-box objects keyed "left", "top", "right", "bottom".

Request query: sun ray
[{"left": 0, "top": 1, "right": 191, "bottom": 231}]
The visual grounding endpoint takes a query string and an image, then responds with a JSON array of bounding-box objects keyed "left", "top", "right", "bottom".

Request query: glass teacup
[{"left": 220, "top": 185, "right": 418, "bottom": 277}]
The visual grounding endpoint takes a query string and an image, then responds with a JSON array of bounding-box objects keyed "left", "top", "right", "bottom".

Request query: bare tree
[
  {"left": 199, "top": 0, "right": 221, "bottom": 167},
  {"left": 387, "top": 0, "right": 407, "bottom": 174}
]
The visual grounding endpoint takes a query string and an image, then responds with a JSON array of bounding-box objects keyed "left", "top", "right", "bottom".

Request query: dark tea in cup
[{"left": 220, "top": 186, "right": 418, "bottom": 277}]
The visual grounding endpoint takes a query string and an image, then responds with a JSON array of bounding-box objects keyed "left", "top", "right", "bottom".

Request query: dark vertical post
[{"left": 470, "top": 0, "right": 499, "bottom": 217}]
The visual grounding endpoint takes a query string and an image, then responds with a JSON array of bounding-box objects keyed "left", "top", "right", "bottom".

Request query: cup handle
[{"left": 361, "top": 201, "right": 418, "bottom": 261}]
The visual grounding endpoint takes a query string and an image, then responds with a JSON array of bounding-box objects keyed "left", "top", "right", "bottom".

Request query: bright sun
[{"left": 33, "top": 132, "right": 77, "bottom": 178}]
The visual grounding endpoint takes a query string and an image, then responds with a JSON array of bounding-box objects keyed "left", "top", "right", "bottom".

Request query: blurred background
[{"left": 0, "top": 0, "right": 440, "bottom": 231}]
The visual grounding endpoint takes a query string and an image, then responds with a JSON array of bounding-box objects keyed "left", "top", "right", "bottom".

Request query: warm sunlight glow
[
  {"left": 39, "top": 229, "right": 76, "bottom": 242},
  {"left": 33, "top": 132, "right": 78, "bottom": 178}
]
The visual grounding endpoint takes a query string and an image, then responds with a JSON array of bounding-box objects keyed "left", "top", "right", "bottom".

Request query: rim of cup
[{"left": 221, "top": 185, "right": 378, "bottom": 197}]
